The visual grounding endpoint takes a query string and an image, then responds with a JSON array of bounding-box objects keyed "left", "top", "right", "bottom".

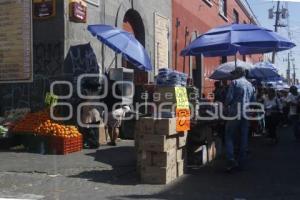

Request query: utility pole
[
  {"left": 284, "top": 52, "right": 295, "bottom": 85},
  {"left": 293, "top": 63, "right": 296, "bottom": 85},
  {"left": 272, "top": 1, "right": 280, "bottom": 63},
  {"left": 286, "top": 53, "right": 291, "bottom": 84}
]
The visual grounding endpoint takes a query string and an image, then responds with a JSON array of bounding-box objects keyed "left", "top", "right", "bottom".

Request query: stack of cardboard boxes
[{"left": 135, "top": 117, "right": 187, "bottom": 184}]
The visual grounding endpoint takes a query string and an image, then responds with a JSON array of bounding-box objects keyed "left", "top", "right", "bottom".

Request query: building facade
[
  {"left": 0, "top": 0, "right": 264, "bottom": 114},
  {"left": 172, "top": 0, "right": 264, "bottom": 98},
  {"left": 0, "top": 0, "right": 172, "bottom": 114}
]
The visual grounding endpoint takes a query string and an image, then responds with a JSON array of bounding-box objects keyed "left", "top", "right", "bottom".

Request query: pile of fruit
[
  {"left": 36, "top": 121, "right": 81, "bottom": 138},
  {"left": 12, "top": 110, "right": 81, "bottom": 138},
  {"left": 12, "top": 109, "right": 50, "bottom": 133}
]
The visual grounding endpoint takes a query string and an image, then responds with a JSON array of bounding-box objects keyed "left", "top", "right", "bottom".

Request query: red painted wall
[{"left": 172, "top": 0, "right": 264, "bottom": 98}]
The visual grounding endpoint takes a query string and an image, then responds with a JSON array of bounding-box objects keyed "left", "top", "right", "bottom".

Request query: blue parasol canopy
[
  {"left": 209, "top": 60, "right": 253, "bottom": 80},
  {"left": 88, "top": 24, "right": 152, "bottom": 71},
  {"left": 181, "top": 23, "right": 296, "bottom": 57},
  {"left": 248, "top": 62, "right": 281, "bottom": 80}
]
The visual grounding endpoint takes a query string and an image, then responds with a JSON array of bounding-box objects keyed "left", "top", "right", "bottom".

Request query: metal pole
[
  {"left": 235, "top": 54, "right": 237, "bottom": 68},
  {"left": 293, "top": 63, "right": 296, "bottom": 85},
  {"left": 272, "top": 1, "right": 280, "bottom": 63},
  {"left": 175, "top": 18, "right": 180, "bottom": 70},
  {"left": 287, "top": 52, "right": 291, "bottom": 84}
]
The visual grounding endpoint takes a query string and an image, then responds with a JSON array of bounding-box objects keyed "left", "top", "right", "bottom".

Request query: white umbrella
[{"left": 209, "top": 60, "right": 253, "bottom": 80}]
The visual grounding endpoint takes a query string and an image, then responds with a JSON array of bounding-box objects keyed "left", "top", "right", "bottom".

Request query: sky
[{"left": 247, "top": 0, "right": 300, "bottom": 80}]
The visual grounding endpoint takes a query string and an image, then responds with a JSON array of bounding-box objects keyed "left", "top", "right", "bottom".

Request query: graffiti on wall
[
  {"left": 34, "top": 42, "right": 63, "bottom": 76},
  {"left": 0, "top": 42, "right": 100, "bottom": 114}
]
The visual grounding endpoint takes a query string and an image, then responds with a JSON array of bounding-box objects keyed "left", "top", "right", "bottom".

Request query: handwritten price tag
[
  {"left": 176, "top": 108, "right": 190, "bottom": 132},
  {"left": 175, "top": 87, "right": 189, "bottom": 109}
]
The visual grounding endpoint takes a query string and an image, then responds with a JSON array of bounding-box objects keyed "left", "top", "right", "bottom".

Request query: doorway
[{"left": 122, "top": 9, "right": 147, "bottom": 85}]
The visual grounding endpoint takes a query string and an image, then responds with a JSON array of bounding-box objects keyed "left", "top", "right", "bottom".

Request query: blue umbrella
[
  {"left": 88, "top": 24, "right": 152, "bottom": 71},
  {"left": 209, "top": 60, "right": 253, "bottom": 80},
  {"left": 181, "top": 23, "right": 296, "bottom": 57},
  {"left": 248, "top": 62, "right": 280, "bottom": 80}
]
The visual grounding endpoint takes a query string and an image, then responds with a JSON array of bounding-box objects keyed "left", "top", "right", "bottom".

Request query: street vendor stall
[
  {"left": 180, "top": 23, "right": 296, "bottom": 167},
  {"left": 0, "top": 93, "right": 83, "bottom": 155}
]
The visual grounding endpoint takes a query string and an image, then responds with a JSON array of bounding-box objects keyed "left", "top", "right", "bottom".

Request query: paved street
[{"left": 0, "top": 126, "right": 300, "bottom": 200}]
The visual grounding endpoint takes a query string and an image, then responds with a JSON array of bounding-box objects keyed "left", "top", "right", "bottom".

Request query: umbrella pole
[{"left": 235, "top": 54, "right": 237, "bottom": 68}]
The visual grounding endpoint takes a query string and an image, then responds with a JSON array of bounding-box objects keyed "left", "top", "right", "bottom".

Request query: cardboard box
[
  {"left": 154, "top": 87, "right": 177, "bottom": 104},
  {"left": 177, "top": 161, "right": 184, "bottom": 177},
  {"left": 141, "top": 164, "right": 177, "bottom": 184},
  {"left": 146, "top": 148, "right": 177, "bottom": 167},
  {"left": 137, "top": 150, "right": 147, "bottom": 162},
  {"left": 142, "top": 135, "right": 177, "bottom": 152},
  {"left": 177, "top": 148, "right": 184, "bottom": 162},
  {"left": 137, "top": 150, "right": 147, "bottom": 170},
  {"left": 136, "top": 117, "right": 154, "bottom": 135},
  {"left": 154, "top": 118, "right": 177, "bottom": 136},
  {"left": 134, "top": 130, "right": 145, "bottom": 151},
  {"left": 137, "top": 117, "right": 177, "bottom": 136},
  {"left": 177, "top": 131, "right": 188, "bottom": 148}
]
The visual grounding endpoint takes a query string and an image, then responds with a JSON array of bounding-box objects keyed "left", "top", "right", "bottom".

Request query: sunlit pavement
[{"left": 0, "top": 126, "right": 300, "bottom": 200}]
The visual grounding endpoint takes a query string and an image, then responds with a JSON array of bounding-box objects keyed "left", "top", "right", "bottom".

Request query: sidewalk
[
  {"left": 0, "top": 140, "right": 168, "bottom": 200},
  {"left": 0, "top": 126, "right": 300, "bottom": 200}
]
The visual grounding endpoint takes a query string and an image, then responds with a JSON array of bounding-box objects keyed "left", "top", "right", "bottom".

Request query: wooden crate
[
  {"left": 177, "top": 131, "right": 188, "bottom": 148},
  {"left": 49, "top": 136, "right": 83, "bottom": 155},
  {"left": 141, "top": 164, "right": 177, "bottom": 184},
  {"left": 136, "top": 117, "right": 177, "bottom": 136},
  {"left": 154, "top": 118, "right": 177, "bottom": 136},
  {"left": 135, "top": 117, "right": 154, "bottom": 135},
  {"left": 145, "top": 148, "right": 177, "bottom": 167},
  {"left": 142, "top": 134, "right": 177, "bottom": 152},
  {"left": 177, "top": 148, "right": 184, "bottom": 162},
  {"left": 177, "top": 160, "right": 184, "bottom": 177}
]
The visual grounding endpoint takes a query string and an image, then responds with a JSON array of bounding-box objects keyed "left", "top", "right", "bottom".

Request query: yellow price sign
[{"left": 175, "top": 87, "right": 189, "bottom": 109}]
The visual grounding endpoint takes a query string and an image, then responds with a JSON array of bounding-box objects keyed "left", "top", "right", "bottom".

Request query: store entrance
[{"left": 122, "top": 9, "right": 148, "bottom": 85}]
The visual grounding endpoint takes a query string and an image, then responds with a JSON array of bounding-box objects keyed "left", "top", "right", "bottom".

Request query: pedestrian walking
[
  {"left": 224, "top": 67, "right": 255, "bottom": 172},
  {"left": 286, "top": 86, "right": 300, "bottom": 140},
  {"left": 263, "top": 88, "right": 282, "bottom": 144}
]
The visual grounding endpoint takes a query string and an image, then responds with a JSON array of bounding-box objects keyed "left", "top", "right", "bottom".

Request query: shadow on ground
[
  {"left": 108, "top": 127, "right": 300, "bottom": 200},
  {"left": 69, "top": 146, "right": 140, "bottom": 185}
]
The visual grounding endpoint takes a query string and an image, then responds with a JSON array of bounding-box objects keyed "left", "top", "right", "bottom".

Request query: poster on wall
[
  {"left": 69, "top": 0, "right": 87, "bottom": 23},
  {"left": 154, "top": 13, "right": 169, "bottom": 75},
  {"left": 0, "top": 0, "right": 32, "bottom": 83},
  {"left": 33, "top": 0, "right": 56, "bottom": 19}
]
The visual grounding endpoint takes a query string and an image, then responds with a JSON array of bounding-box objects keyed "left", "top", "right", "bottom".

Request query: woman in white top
[
  {"left": 264, "top": 88, "right": 282, "bottom": 143},
  {"left": 107, "top": 105, "right": 131, "bottom": 146}
]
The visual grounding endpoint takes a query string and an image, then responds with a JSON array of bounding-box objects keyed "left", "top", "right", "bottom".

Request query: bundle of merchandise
[{"left": 156, "top": 68, "right": 188, "bottom": 87}]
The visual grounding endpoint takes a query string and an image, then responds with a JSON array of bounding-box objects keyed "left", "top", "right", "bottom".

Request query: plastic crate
[{"left": 49, "top": 135, "right": 83, "bottom": 155}]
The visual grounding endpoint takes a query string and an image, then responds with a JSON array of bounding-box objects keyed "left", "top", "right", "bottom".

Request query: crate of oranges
[
  {"left": 12, "top": 109, "right": 83, "bottom": 154},
  {"left": 49, "top": 135, "right": 83, "bottom": 155},
  {"left": 36, "top": 122, "right": 83, "bottom": 155}
]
